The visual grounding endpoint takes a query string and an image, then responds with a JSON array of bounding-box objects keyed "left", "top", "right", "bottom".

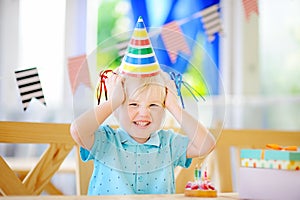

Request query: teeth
[{"left": 135, "top": 121, "right": 149, "bottom": 126}]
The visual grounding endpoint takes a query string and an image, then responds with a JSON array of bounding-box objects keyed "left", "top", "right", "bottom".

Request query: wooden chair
[
  {"left": 0, "top": 121, "right": 75, "bottom": 195},
  {"left": 209, "top": 129, "right": 300, "bottom": 192}
]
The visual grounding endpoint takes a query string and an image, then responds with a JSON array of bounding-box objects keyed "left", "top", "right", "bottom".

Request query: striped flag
[
  {"left": 67, "top": 54, "right": 92, "bottom": 94},
  {"left": 15, "top": 67, "right": 46, "bottom": 111},
  {"left": 242, "top": 0, "right": 259, "bottom": 21},
  {"left": 161, "top": 21, "right": 191, "bottom": 63},
  {"left": 199, "top": 4, "right": 223, "bottom": 42}
]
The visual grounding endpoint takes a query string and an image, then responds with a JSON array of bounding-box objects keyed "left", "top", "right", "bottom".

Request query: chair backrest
[
  {"left": 209, "top": 129, "right": 300, "bottom": 192},
  {"left": 0, "top": 121, "right": 75, "bottom": 195}
]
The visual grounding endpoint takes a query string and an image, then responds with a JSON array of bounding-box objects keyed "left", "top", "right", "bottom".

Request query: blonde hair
[{"left": 123, "top": 72, "right": 167, "bottom": 105}]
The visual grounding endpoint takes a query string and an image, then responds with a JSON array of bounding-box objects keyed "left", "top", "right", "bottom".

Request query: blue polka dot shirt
[{"left": 80, "top": 125, "right": 192, "bottom": 195}]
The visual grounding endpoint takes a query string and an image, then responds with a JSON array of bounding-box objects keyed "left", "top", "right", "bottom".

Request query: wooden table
[{"left": 0, "top": 193, "right": 239, "bottom": 200}]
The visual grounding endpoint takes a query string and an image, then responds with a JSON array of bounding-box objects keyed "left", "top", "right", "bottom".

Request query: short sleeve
[
  {"left": 80, "top": 146, "right": 93, "bottom": 162},
  {"left": 170, "top": 132, "right": 192, "bottom": 168},
  {"left": 79, "top": 125, "right": 112, "bottom": 162}
]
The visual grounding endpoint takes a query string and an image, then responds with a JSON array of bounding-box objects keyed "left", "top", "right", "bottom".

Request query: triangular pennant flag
[
  {"left": 15, "top": 67, "right": 46, "bottom": 111},
  {"left": 161, "top": 21, "right": 191, "bottom": 64},
  {"left": 199, "top": 4, "right": 223, "bottom": 42},
  {"left": 242, "top": 0, "right": 259, "bottom": 21},
  {"left": 67, "top": 54, "right": 92, "bottom": 94}
]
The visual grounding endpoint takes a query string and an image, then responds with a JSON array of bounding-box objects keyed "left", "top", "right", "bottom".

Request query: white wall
[{"left": 0, "top": 0, "right": 20, "bottom": 116}]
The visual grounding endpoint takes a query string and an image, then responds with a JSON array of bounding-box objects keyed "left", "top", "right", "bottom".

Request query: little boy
[{"left": 70, "top": 17, "right": 215, "bottom": 195}]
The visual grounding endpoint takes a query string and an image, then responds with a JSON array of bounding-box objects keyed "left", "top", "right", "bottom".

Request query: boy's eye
[
  {"left": 149, "top": 103, "right": 159, "bottom": 107},
  {"left": 129, "top": 103, "right": 138, "bottom": 107}
]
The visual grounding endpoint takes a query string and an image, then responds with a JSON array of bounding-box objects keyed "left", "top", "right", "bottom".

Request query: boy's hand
[
  {"left": 161, "top": 72, "right": 180, "bottom": 112},
  {"left": 106, "top": 70, "right": 125, "bottom": 110}
]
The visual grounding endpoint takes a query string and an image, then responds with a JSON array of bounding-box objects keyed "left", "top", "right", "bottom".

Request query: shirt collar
[{"left": 118, "top": 128, "right": 160, "bottom": 147}]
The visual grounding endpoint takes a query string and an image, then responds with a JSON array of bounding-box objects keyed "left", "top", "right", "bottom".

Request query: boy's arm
[
  {"left": 164, "top": 79, "right": 216, "bottom": 158},
  {"left": 70, "top": 101, "right": 114, "bottom": 150},
  {"left": 70, "top": 73, "right": 125, "bottom": 150}
]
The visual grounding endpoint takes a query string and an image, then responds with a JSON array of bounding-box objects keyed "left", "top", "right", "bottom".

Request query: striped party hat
[{"left": 119, "top": 16, "right": 161, "bottom": 77}]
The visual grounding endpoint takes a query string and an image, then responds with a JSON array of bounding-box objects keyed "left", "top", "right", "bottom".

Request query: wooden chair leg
[
  {"left": 16, "top": 171, "right": 63, "bottom": 195},
  {"left": 23, "top": 143, "right": 73, "bottom": 195},
  {"left": 0, "top": 156, "right": 30, "bottom": 195},
  {"left": 44, "top": 182, "right": 64, "bottom": 195}
]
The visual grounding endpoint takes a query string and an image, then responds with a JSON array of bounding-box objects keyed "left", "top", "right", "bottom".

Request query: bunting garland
[
  {"left": 10, "top": 4, "right": 225, "bottom": 111},
  {"left": 99, "top": 3, "right": 223, "bottom": 62},
  {"left": 199, "top": 4, "right": 223, "bottom": 42},
  {"left": 242, "top": 0, "right": 259, "bottom": 21},
  {"left": 15, "top": 67, "right": 46, "bottom": 111},
  {"left": 68, "top": 4, "right": 224, "bottom": 97},
  {"left": 99, "top": 3, "right": 223, "bottom": 65},
  {"left": 161, "top": 21, "right": 191, "bottom": 63},
  {"left": 67, "top": 54, "right": 92, "bottom": 94}
]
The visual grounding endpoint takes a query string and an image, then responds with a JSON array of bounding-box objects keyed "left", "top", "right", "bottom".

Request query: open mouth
[{"left": 133, "top": 121, "right": 151, "bottom": 127}]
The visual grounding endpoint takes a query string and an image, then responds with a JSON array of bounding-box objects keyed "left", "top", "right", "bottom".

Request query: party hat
[{"left": 119, "top": 16, "right": 161, "bottom": 77}]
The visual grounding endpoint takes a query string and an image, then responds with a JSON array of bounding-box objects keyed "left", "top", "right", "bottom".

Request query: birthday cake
[{"left": 184, "top": 165, "right": 217, "bottom": 197}]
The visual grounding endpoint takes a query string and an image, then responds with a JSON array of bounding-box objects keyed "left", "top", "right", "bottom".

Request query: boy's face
[{"left": 116, "top": 84, "right": 166, "bottom": 143}]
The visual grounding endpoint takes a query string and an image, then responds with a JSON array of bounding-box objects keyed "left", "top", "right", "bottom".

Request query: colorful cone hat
[{"left": 119, "top": 16, "right": 161, "bottom": 77}]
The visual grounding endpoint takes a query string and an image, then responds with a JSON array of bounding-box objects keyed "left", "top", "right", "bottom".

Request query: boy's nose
[{"left": 138, "top": 106, "right": 150, "bottom": 115}]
